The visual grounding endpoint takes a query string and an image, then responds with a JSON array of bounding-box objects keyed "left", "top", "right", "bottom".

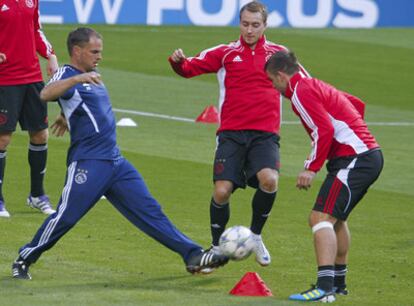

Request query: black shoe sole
[{"left": 186, "top": 259, "right": 229, "bottom": 274}]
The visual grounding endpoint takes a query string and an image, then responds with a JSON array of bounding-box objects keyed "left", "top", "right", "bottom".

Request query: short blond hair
[{"left": 239, "top": 1, "right": 268, "bottom": 23}]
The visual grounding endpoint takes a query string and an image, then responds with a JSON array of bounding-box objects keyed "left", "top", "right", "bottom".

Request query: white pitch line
[
  {"left": 113, "top": 108, "right": 414, "bottom": 127},
  {"left": 113, "top": 108, "right": 195, "bottom": 123},
  {"left": 282, "top": 121, "right": 414, "bottom": 126},
  {"left": 363, "top": 122, "right": 414, "bottom": 126}
]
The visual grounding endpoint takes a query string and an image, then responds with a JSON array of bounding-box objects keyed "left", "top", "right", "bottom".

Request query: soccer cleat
[
  {"left": 27, "top": 195, "right": 56, "bottom": 215},
  {"left": 333, "top": 286, "right": 348, "bottom": 295},
  {"left": 12, "top": 260, "right": 32, "bottom": 280},
  {"left": 199, "top": 245, "right": 222, "bottom": 274},
  {"left": 0, "top": 200, "right": 10, "bottom": 218},
  {"left": 186, "top": 249, "right": 229, "bottom": 274},
  {"left": 251, "top": 234, "right": 271, "bottom": 266},
  {"left": 289, "top": 285, "right": 336, "bottom": 303}
]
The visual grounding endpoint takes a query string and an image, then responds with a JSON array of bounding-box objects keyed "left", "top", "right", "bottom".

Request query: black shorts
[
  {"left": 313, "top": 149, "right": 383, "bottom": 221},
  {"left": 213, "top": 130, "right": 280, "bottom": 189},
  {"left": 0, "top": 82, "right": 48, "bottom": 132}
]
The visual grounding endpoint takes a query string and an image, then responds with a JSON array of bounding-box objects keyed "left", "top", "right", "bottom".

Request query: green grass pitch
[{"left": 0, "top": 25, "right": 413, "bottom": 306}]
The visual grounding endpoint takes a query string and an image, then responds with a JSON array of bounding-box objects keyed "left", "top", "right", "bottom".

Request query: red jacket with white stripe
[
  {"left": 285, "top": 72, "right": 379, "bottom": 173},
  {"left": 0, "top": 0, "right": 54, "bottom": 85},
  {"left": 169, "top": 35, "right": 290, "bottom": 134}
]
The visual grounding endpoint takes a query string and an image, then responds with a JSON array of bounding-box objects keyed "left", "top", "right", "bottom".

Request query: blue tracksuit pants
[{"left": 19, "top": 158, "right": 202, "bottom": 264}]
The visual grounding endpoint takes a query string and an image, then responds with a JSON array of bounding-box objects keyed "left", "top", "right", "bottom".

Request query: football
[{"left": 219, "top": 225, "right": 255, "bottom": 260}]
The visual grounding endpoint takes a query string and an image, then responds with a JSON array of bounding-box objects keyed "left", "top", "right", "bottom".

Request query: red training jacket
[
  {"left": 0, "top": 0, "right": 54, "bottom": 85},
  {"left": 170, "top": 35, "right": 303, "bottom": 134},
  {"left": 284, "top": 72, "right": 379, "bottom": 173}
]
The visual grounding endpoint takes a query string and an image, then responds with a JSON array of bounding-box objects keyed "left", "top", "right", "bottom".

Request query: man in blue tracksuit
[{"left": 12, "top": 27, "right": 228, "bottom": 280}]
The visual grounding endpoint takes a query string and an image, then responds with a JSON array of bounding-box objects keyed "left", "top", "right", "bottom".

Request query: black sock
[
  {"left": 0, "top": 150, "right": 6, "bottom": 201},
  {"left": 28, "top": 143, "right": 47, "bottom": 197},
  {"left": 210, "top": 198, "right": 229, "bottom": 246},
  {"left": 317, "top": 265, "right": 335, "bottom": 292},
  {"left": 334, "top": 264, "right": 348, "bottom": 289},
  {"left": 250, "top": 188, "right": 276, "bottom": 235}
]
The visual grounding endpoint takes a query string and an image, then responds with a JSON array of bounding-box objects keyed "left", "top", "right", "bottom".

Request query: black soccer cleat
[
  {"left": 186, "top": 250, "right": 229, "bottom": 274},
  {"left": 333, "top": 286, "right": 348, "bottom": 295},
  {"left": 198, "top": 245, "right": 221, "bottom": 274},
  {"left": 12, "top": 260, "right": 32, "bottom": 280}
]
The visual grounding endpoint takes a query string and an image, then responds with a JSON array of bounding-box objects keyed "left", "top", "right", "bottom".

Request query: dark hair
[
  {"left": 67, "top": 27, "right": 102, "bottom": 56},
  {"left": 240, "top": 1, "right": 268, "bottom": 23},
  {"left": 265, "top": 50, "right": 300, "bottom": 75}
]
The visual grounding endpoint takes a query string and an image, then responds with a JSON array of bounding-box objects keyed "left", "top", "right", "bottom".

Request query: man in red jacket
[
  {"left": 169, "top": 1, "right": 306, "bottom": 270},
  {"left": 265, "top": 50, "right": 383, "bottom": 303},
  {"left": 0, "top": 0, "right": 58, "bottom": 217}
]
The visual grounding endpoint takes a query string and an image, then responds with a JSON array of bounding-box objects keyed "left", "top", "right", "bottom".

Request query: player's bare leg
[
  {"left": 213, "top": 180, "right": 233, "bottom": 204},
  {"left": 311, "top": 212, "right": 337, "bottom": 267},
  {"left": 289, "top": 211, "right": 337, "bottom": 302}
]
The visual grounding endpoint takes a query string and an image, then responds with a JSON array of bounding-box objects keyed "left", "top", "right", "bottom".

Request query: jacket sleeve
[
  {"left": 168, "top": 45, "right": 225, "bottom": 78},
  {"left": 341, "top": 91, "right": 366, "bottom": 118},
  {"left": 47, "top": 66, "right": 76, "bottom": 100},
  {"left": 293, "top": 83, "right": 334, "bottom": 173},
  {"left": 34, "top": 1, "right": 54, "bottom": 59}
]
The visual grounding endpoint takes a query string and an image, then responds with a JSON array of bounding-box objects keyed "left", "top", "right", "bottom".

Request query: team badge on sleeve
[{"left": 25, "top": 0, "right": 34, "bottom": 8}]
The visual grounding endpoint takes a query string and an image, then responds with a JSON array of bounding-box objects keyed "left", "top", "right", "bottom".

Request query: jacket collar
[
  {"left": 239, "top": 35, "right": 266, "bottom": 50},
  {"left": 285, "top": 72, "right": 307, "bottom": 99}
]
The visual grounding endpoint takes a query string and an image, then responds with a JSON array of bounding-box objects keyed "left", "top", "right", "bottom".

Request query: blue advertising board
[{"left": 39, "top": 0, "right": 414, "bottom": 28}]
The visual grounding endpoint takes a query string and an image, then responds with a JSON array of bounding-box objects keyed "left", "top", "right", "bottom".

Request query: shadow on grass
[
  {"left": 1, "top": 273, "right": 223, "bottom": 294},
  {"left": 1, "top": 277, "right": 286, "bottom": 306}
]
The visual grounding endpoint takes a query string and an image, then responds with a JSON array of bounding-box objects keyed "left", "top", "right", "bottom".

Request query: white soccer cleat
[
  {"left": 251, "top": 233, "right": 271, "bottom": 266},
  {"left": 27, "top": 195, "right": 56, "bottom": 215},
  {"left": 0, "top": 200, "right": 10, "bottom": 218}
]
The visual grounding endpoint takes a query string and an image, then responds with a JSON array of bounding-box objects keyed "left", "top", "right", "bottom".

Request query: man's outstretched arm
[{"left": 40, "top": 71, "right": 101, "bottom": 102}]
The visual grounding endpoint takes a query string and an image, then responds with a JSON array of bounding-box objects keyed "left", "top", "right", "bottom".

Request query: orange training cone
[
  {"left": 195, "top": 105, "right": 219, "bottom": 124},
  {"left": 229, "top": 272, "right": 273, "bottom": 297}
]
